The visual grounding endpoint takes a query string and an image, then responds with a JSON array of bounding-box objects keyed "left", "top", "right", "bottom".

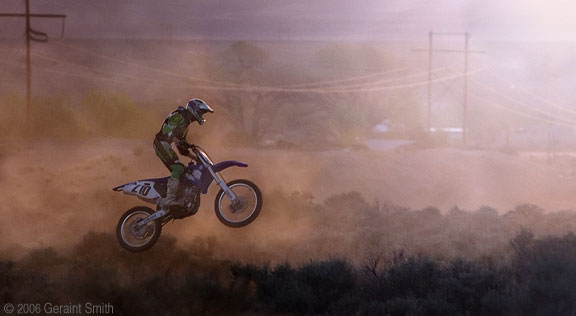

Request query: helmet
[{"left": 186, "top": 99, "right": 214, "bottom": 125}]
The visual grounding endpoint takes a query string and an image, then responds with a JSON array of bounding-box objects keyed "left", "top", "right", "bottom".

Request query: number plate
[{"left": 122, "top": 181, "right": 160, "bottom": 199}]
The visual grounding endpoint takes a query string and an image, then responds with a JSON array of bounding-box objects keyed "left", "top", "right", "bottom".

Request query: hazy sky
[{"left": 1, "top": 0, "right": 575, "bottom": 41}]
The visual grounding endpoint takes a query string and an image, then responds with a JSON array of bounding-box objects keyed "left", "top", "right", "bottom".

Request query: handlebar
[
  {"left": 183, "top": 143, "right": 209, "bottom": 164},
  {"left": 186, "top": 144, "right": 214, "bottom": 165}
]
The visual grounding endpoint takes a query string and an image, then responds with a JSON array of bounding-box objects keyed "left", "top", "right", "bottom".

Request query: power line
[
  {"left": 0, "top": 59, "right": 155, "bottom": 87},
  {"left": 1, "top": 50, "right": 462, "bottom": 96},
  {"left": 53, "top": 41, "right": 440, "bottom": 91},
  {"left": 471, "top": 78, "right": 576, "bottom": 126},
  {"left": 27, "top": 47, "right": 422, "bottom": 92},
  {"left": 45, "top": 42, "right": 463, "bottom": 93},
  {"left": 52, "top": 42, "right": 249, "bottom": 88},
  {"left": 276, "top": 67, "right": 409, "bottom": 89},
  {"left": 472, "top": 93, "right": 576, "bottom": 129},
  {"left": 184, "top": 69, "right": 482, "bottom": 94},
  {"left": 280, "top": 68, "right": 444, "bottom": 90},
  {"left": 484, "top": 68, "right": 576, "bottom": 117}
]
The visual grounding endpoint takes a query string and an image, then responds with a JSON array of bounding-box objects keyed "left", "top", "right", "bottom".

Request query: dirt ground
[{"left": 2, "top": 138, "right": 576, "bottom": 257}]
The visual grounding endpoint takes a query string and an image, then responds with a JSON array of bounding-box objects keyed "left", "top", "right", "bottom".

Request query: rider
[{"left": 153, "top": 99, "right": 214, "bottom": 208}]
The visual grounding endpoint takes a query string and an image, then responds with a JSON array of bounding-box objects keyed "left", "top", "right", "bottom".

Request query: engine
[{"left": 171, "top": 183, "right": 201, "bottom": 219}]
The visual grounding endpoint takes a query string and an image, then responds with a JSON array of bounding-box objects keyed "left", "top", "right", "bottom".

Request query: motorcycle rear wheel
[
  {"left": 116, "top": 206, "right": 162, "bottom": 252},
  {"left": 214, "top": 179, "right": 262, "bottom": 228}
]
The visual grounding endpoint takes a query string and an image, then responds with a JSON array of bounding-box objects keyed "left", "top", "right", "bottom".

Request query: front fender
[
  {"left": 212, "top": 160, "right": 248, "bottom": 172},
  {"left": 199, "top": 160, "right": 247, "bottom": 194}
]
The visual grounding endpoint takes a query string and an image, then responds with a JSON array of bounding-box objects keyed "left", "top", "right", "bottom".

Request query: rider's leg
[
  {"left": 154, "top": 139, "right": 178, "bottom": 166},
  {"left": 163, "top": 164, "right": 185, "bottom": 206},
  {"left": 153, "top": 139, "right": 185, "bottom": 207}
]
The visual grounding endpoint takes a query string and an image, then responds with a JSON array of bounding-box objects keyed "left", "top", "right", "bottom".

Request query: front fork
[{"left": 206, "top": 164, "right": 238, "bottom": 201}]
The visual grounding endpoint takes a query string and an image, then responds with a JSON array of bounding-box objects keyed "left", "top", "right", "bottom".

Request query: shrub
[
  {"left": 255, "top": 259, "right": 356, "bottom": 315},
  {"left": 359, "top": 253, "right": 511, "bottom": 315},
  {"left": 509, "top": 232, "right": 576, "bottom": 315},
  {"left": 80, "top": 91, "right": 160, "bottom": 138},
  {"left": 0, "top": 91, "right": 161, "bottom": 139},
  {"left": 4, "top": 207, "right": 576, "bottom": 314},
  {"left": 0, "top": 93, "right": 87, "bottom": 139}
]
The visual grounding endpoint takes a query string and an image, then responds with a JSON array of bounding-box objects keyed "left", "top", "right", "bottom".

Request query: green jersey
[{"left": 155, "top": 107, "right": 192, "bottom": 144}]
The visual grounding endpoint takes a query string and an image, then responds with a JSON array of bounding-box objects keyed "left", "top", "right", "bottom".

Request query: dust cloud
[
  {"left": 3, "top": 0, "right": 576, "bottom": 264},
  {"left": 2, "top": 136, "right": 576, "bottom": 264}
]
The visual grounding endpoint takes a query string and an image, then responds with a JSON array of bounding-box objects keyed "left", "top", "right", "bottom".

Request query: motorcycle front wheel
[
  {"left": 116, "top": 206, "right": 162, "bottom": 252},
  {"left": 214, "top": 179, "right": 263, "bottom": 228}
]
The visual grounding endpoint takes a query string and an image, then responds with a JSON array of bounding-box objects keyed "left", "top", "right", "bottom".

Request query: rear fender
[
  {"left": 112, "top": 184, "right": 126, "bottom": 191},
  {"left": 112, "top": 178, "right": 166, "bottom": 200},
  {"left": 199, "top": 160, "right": 247, "bottom": 194}
]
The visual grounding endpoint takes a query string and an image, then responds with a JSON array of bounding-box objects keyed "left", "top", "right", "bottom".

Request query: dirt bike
[{"left": 112, "top": 145, "right": 263, "bottom": 252}]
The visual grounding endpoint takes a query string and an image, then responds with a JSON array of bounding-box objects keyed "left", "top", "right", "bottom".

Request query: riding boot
[{"left": 161, "top": 177, "right": 181, "bottom": 207}]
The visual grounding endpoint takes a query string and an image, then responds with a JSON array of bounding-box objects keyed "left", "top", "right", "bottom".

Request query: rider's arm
[{"left": 176, "top": 140, "right": 191, "bottom": 156}]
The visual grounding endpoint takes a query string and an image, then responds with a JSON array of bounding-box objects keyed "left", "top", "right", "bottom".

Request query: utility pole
[
  {"left": 25, "top": 0, "right": 33, "bottom": 123},
  {"left": 413, "top": 32, "right": 484, "bottom": 145},
  {"left": 463, "top": 32, "right": 469, "bottom": 145},
  {"left": 0, "top": 0, "right": 66, "bottom": 131},
  {"left": 427, "top": 31, "right": 433, "bottom": 135}
]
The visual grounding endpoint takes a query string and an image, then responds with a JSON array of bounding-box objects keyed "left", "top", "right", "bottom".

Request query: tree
[
  {"left": 202, "top": 41, "right": 291, "bottom": 146},
  {"left": 313, "top": 43, "right": 421, "bottom": 146}
]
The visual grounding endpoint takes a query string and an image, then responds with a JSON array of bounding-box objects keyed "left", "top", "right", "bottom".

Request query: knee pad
[{"left": 169, "top": 163, "right": 185, "bottom": 179}]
